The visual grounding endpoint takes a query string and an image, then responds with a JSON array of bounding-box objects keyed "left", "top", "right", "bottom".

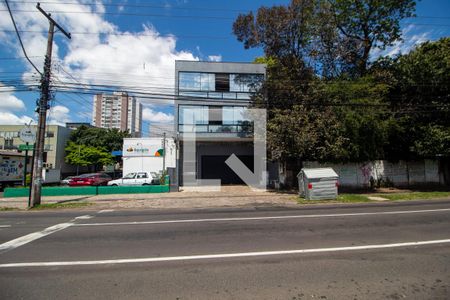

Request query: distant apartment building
[
  {"left": 149, "top": 123, "right": 175, "bottom": 138},
  {"left": 93, "top": 92, "right": 142, "bottom": 137}
]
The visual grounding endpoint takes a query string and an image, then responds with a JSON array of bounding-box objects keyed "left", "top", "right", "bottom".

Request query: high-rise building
[{"left": 93, "top": 92, "right": 142, "bottom": 136}]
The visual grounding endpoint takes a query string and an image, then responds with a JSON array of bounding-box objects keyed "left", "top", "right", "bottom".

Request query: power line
[
  {"left": 7, "top": 1, "right": 450, "bottom": 20},
  {"left": 0, "top": 30, "right": 233, "bottom": 39},
  {"left": 3, "top": 0, "right": 42, "bottom": 75},
  {"left": 3, "top": 9, "right": 450, "bottom": 26},
  {"left": 0, "top": 9, "right": 236, "bottom": 20}
]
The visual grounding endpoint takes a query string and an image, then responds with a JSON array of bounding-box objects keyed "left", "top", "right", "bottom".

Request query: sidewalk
[{"left": 0, "top": 186, "right": 298, "bottom": 210}]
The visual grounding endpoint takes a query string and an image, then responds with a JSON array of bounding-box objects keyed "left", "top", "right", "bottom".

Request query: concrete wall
[{"left": 303, "top": 160, "right": 444, "bottom": 188}]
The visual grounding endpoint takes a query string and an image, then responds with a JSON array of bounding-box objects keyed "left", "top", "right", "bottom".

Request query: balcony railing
[
  {"left": 178, "top": 124, "right": 253, "bottom": 136},
  {"left": 178, "top": 91, "right": 252, "bottom": 100}
]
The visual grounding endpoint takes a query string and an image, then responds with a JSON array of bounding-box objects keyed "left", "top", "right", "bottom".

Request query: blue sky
[{"left": 0, "top": 0, "right": 449, "bottom": 135}]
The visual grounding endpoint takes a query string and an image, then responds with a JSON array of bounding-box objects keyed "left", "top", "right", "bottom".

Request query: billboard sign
[{"left": 122, "top": 139, "right": 165, "bottom": 157}]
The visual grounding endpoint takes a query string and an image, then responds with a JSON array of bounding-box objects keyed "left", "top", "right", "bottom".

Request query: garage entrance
[{"left": 201, "top": 155, "right": 254, "bottom": 184}]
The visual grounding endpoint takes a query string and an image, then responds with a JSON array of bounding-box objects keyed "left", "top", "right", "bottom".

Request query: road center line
[
  {"left": 1, "top": 238, "right": 449, "bottom": 268},
  {"left": 0, "top": 222, "right": 73, "bottom": 254},
  {"left": 74, "top": 215, "right": 93, "bottom": 220},
  {"left": 0, "top": 214, "right": 94, "bottom": 254},
  {"left": 97, "top": 209, "right": 114, "bottom": 214},
  {"left": 73, "top": 208, "right": 450, "bottom": 227},
  {"left": 0, "top": 225, "right": 11, "bottom": 228}
]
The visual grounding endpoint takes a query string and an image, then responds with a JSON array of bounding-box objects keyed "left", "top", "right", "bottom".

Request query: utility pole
[
  {"left": 162, "top": 132, "right": 166, "bottom": 172},
  {"left": 29, "top": 3, "right": 71, "bottom": 208}
]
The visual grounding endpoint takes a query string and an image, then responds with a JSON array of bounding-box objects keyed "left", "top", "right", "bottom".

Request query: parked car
[
  {"left": 107, "top": 172, "right": 159, "bottom": 186},
  {"left": 68, "top": 173, "right": 112, "bottom": 186},
  {"left": 60, "top": 176, "right": 75, "bottom": 186}
]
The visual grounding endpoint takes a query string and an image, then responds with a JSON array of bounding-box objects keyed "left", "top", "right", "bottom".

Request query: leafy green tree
[
  {"left": 69, "top": 126, "right": 130, "bottom": 152},
  {"left": 329, "top": 0, "right": 416, "bottom": 75},
  {"left": 267, "top": 105, "right": 346, "bottom": 162},
  {"left": 234, "top": 0, "right": 416, "bottom": 77},
  {"left": 66, "top": 126, "right": 129, "bottom": 171},
  {"left": 323, "top": 75, "right": 393, "bottom": 161},
  {"left": 65, "top": 142, "right": 114, "bottom": 172},
  {"left": 386, "top": 37, "right": 450, "bottom": 158}
]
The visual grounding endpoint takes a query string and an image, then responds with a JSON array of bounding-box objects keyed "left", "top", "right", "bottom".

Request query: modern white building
[
  {"left": 175, "top": 61, "right": 267, "bottom": 185},
  {"left": 93, "top": 92, "right": 142, "bottom": 137},
  {"left": 122, "top": 138, "right": 176, "bottom": 175}
]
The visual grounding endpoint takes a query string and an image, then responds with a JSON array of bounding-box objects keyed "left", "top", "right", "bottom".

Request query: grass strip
[
  {"left": 374, "top": 192, "right": 450, "bottom": 201},
  {"left": 30, "top": 202, "right": 93, "bottom": 210}
]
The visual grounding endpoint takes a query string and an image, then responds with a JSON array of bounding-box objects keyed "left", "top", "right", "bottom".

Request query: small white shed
[{"left": 298, "top": 168, "right": 339, "bottom": 200}]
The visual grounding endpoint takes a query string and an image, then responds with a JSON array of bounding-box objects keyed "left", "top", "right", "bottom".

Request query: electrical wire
[{"left": 3, "top": 0, "right": 42, "bottom": 75}]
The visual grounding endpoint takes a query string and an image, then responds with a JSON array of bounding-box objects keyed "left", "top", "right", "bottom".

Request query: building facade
[
  {"left": 0, "top": 125, "right": 75, "bottom": 178},
  {"left": 175, "top": 61, "right": 266, "bottom": 185},
  {"left": 93, "top": 92, "right": 142, "bottom": 137}
]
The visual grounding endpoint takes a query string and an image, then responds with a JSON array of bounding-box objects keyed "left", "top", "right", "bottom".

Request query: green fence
[{"left": 4, "top": 184, "right": 170, "bottom": 198}]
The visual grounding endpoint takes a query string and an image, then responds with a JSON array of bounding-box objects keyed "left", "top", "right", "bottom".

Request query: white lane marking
[
  {"left": 1, "top": 238, "right": 449, "bottom": 268},
  {"left": 97, "top": 209, "right": 114, "bottom": 214},
  {"left": 0, "top": 225, "right": 11, "bottom": 228},
  {"left": 74, "top": 215, "right": 93, "bottom": 220},
  {"left": 0, "top": 214, "right": 95, "bottom": 253},
  {"left": 73, "top": 208, "right": 450, "bottom": 227},
  {"left": 0, "top": 222, "right": 73, "bottom": 253}
]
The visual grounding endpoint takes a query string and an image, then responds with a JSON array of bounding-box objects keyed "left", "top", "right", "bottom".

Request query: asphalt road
[{"left": 1, "top": 200, "right": 450, "bottom": 299}]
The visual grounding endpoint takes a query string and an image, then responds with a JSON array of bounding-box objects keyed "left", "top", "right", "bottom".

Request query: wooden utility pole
[{"left": 29, "top": 3, "right": 71, "bottom": 208}]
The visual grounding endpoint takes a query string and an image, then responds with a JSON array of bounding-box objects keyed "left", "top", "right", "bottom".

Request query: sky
[{"left": 0, "top": 0, "right": 449, "bottom": 136}]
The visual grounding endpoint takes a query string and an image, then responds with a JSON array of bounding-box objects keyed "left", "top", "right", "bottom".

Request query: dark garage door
[{"left": 201, "top": 155, "right": 254, "bottom": 184}]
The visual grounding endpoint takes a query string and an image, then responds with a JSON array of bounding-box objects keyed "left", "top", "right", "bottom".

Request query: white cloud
[
  {"left": 208, "top": 55, "right": 222, "bottom": 62},
  {"left": 142, "top": 107, "right": 174, "bottom": 123},
  {"left": 371, "top": 25, "right": 433, "bottom": 59},
  {"left": 0, "top": 1, "right": 198, "bottom": 98},
  {"left": 0, "top": 85, "right": 26, "bottom": 111},
  {"left": 0, "top": 112, "right": 33, "bottom": 125},
  {"left": 48, "top": 105, "right": 71, "bottom": 126}
]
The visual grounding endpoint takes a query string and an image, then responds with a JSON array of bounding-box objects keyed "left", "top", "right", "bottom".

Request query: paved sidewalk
[{"left": 0, "top": 186, "right": 298, "bottom": 210}]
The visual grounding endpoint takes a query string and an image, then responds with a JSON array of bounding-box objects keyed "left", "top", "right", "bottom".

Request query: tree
[
  {"left": 386, "top": 38, "right": 450, "bottom": 158},
  {"left": 65, "top": 142, "right": 114, "bottom": 172},
  {"left": 329, "top": 0, "right": 416, "bottom": 75},
  {"left": 267, "top": 105, "right": 346, "bottom": 162},
  {"left": 66, "top": 126, "right": 129, "bottom": 171},
  {"left": 69, "top": 126, "right": 130, "bottom": 152},
  {"left": 233, "top": 0, "right": 416, "bottom": 77}
]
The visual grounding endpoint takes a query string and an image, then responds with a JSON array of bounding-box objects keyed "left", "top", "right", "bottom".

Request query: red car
[{"left": 68, "top": 173, "right": 112, "bottom": 186}]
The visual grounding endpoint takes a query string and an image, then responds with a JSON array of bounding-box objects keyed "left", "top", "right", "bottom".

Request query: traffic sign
[
  {"left": 19, "top": 127, "right": 36, "bottom": 144},
  {"left": 19, "top": 144, "right": 34, "bottom": 151}
]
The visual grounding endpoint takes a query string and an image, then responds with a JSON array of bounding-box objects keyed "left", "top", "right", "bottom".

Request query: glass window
[
  {"left": 215, "top": 73, "right": 229, "bottom": 92},
  {"left": 222, "top": 106, "right": 249, "bottom": 125},
  {"left": 137, "top": 172, "right": 148, "bottom": 179},
  {"left": 179, "top": 72, "right": 215, "bottom": 91},
  {"left": 223, "top": 107, "right": 235, "bottom": 125},
  {"left": 230, "top": 74, "right": 264, "bottom": 92},
  {"left": 179, "top": 106, "right": 209, "bottom": 125},
  {"left": 123, "top": 173, "right": 136, "bottom": 179},
  {"left": 179, "top": 91, "right": 208, "bottom": 98}
]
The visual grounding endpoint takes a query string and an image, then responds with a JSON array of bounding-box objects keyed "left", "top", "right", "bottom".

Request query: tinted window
[
  {"left": 179, "top": 72, "right": 215, "bottom": 91},
  {"left": 137, "top": 173, "right": 148, "bottom": 179},
  {"left": 215, "top": 73, "right": 229, "bottom": 92}
]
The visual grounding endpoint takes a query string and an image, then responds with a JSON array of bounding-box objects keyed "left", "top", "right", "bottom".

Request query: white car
[{"left": 107, "top": 172, "right": 159, "bottom": 186}]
